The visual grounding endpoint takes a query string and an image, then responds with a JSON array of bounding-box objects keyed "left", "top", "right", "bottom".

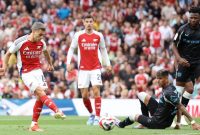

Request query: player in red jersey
[
  {"left": 67, "top": 14, "right": 111, "bottom": 125},
  {"left": 0, "top": 22, "right": 65, "bottom": 132}
]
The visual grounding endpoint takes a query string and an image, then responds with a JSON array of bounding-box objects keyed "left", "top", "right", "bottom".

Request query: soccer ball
[{"left": 99, "top": 116, "right": 116, "bottom": 131}]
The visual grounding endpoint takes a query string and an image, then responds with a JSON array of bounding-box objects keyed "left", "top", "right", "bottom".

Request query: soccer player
[
  {"left": 67, "top": 14, "right": 111, "bottom": 125},
  {"left": 116, "top": 70, "right": 200, "bottom": 130},
  {"left": 172, "top": 6, "right": 200, "bottom": 127},
  {"left": 1, "top": 22, "right": 66, "bottom": 131}
]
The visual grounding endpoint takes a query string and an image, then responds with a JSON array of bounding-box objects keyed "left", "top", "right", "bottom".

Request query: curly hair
[{"left": 189, "top": 6, "right": 200, "bottom": 14}]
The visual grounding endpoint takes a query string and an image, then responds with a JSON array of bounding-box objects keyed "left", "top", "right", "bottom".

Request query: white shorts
[
  {"left": 78, "top": 69, "right": 102, "bottom": 88},
  {"left": 21, "top": 69, "right": 48, "bottom": 93}
]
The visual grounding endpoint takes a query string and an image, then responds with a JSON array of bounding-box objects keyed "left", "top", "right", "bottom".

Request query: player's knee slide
[
  {"left": 137, "top": 92, "right": 147, "bottom": 103},
  {"left": 183, "top": 91, "right": 192, "bottom": 99},
  {"left": 175, "top": 86, "right": 184, "bottom": 95}
]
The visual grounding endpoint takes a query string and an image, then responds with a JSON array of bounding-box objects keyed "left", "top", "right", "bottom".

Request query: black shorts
[
  {"left": 176, "top": 63, "right": 200, "bottom": 83},
  {"left": 137, "top": 116, "right": 170, "bottom": 129},
  {"left": 137, "top": 97, "right": 171, "bottom": 129}
]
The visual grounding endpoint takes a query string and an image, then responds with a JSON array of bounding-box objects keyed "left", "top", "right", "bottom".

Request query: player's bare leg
[{"left": 81, "top": 88, "right": 95, "bottom": 125}]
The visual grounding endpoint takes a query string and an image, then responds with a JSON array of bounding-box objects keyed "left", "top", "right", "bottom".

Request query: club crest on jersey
[
  {"left": 37, "top": 46, "right": 41, "bottom": 49},
  {"left": 24, "top": 47, "right": 29, "bottom": 51},
  {"left": 81, "top": 39, "right": 86, "bottom": 42},
  {"left": 93, "top": 39, "right": 98, "bottom": 42}
]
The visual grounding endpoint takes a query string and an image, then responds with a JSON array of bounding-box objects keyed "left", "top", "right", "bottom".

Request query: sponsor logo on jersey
[
  {"left": 81, "top": 43, "right": 97, "bottom": 50},
  {"left": 185, "top": 33, "right": 189, "bottom": 36}
]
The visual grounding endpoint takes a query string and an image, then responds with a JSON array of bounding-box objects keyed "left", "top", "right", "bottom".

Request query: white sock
[
  {"left": 183, "top": 91, "right": 192, "bottom": 99},
  {"left": 176, "top": 86, "right": 184, "bottom": 95},
  {"left": 137, "top": 92, "right": 147, "bottom": 103},
  {"left": 128, "top": 114, "right": 136, "bottom": 122},
  {"left": 95, "top": 116, "right": 100, "bottom": 120},
  {"left": 31, "top": 121, "right": 37, "bottom": 127}
]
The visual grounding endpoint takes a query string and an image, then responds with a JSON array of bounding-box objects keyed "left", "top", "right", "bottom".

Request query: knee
[
  {"left": 34, "top": 87, "right": 46, "bottom": 97},
  {"left": 92, "top": 86, "right": 100, "bottom": 97},
  {"left": 185, "top": 87, "right": 193, "bottom": 94},
  {"left": 81, "top": 89, "right": 89, "bottom": 99},
  {"left": 185, "top": 85, "right": 194, "bottom": 94}
]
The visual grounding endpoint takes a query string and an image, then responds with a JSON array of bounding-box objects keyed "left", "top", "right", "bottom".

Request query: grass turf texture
[{"left": 0, "top": 116, "right": 200, "bottom": 135}]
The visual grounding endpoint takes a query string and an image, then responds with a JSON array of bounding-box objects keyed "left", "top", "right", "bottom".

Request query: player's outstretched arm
[{"left": 177, "top": 103, "right": 200, "bottom": 130}]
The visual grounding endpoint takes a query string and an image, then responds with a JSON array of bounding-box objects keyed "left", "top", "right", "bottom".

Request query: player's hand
[
  {"left": 105, "top": 66, "right": 112, "bottom": 73},
  {"left": 67, "top": 64, "right": 72, "bottom": 72},
  {"left": 174, "top": 124, "right": 181, "bottom": 129},
  {"left": 0, "top": 68, "right": 5, "bottom": 76},
  {"left": 192, "top": 123, "right": 200, "bottom": 130},
  {"left": 177, "top": 57, "right": 190, "bottom": 67},
  {"left": 47, "top": 64, "right": 54, "bottom": 72}
]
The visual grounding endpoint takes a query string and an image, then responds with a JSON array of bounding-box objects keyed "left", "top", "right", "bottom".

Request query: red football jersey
[
  {"left": 151, "top": 31, "right": 161, "bottom": 48},
  {"left": 8, "top": 35, "right": 46, "bottom": 73},
  {"left": 68, "top": 30, "right": 110, "bottom": 70}
]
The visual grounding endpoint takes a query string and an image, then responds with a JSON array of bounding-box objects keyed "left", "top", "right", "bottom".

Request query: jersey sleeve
[
  {"left": 41, "top": 40, "right": 47, "bottom": 51},
  {"left": 173, "top": 25, "right": 185, "bottom": 47},
  {"left": 8, "top": 41, "right": 20, "bottom": 53},
  {"left": 164, "top": 88, "right": 180, "bottom": 106},
  {"left": 67, "top": 32, "right": 78, "bottom": 64},
  {"left": 99, "top": 33, "right": 111, "bottom": 66}
]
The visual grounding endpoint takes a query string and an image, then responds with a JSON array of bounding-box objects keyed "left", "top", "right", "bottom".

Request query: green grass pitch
[{"left": 0, "top": 116, "right": 200, "bottom": 135}]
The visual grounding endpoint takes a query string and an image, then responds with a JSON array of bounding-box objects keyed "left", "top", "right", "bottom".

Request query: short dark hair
[
  {"left": 156, "top": 69, "right": 169, "bottom": 78},
  {"left": 82, "top": 13, "right": 94, "bottom": 20},
  {"left": 189, "top": 7, "right": 200, "bottom": 14}
]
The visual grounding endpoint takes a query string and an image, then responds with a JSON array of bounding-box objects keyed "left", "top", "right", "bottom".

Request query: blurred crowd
[{"left": 0, "top": 0, "right": 200, "bottom": 99}]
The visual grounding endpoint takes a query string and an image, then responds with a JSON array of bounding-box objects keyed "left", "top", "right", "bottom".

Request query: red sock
[
  {"left": 95, "top": 97, "right": 101, "bottom": 117},
  {"left": 40, "top": 95, "right": 58, "bottom": 113},
  {"left": 32, "top": 99, "right": 43, "bottom": 122},
  {"left": 83, "top": 98, "right": 93, "bottom": 113}
]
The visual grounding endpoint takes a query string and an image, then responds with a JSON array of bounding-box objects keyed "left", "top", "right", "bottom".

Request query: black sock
[
  {"left": 119, "top": 117, "right": 134, "bottom": 128},
  {"left": 181, "top": 96, "right": 189, "bottom": 107},
  {"left": 140, "top": 100, "right": 149, "bottom": 117}
]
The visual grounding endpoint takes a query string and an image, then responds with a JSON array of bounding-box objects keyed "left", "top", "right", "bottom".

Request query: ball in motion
[{"left": 99, "top": 116, "right": 116, "bottom": 131}]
